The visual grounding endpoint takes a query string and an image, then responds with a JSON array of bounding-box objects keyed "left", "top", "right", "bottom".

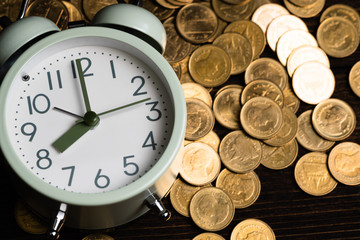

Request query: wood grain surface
[{"left": 0, "top": 0, "right": 359, "bottom": 239}]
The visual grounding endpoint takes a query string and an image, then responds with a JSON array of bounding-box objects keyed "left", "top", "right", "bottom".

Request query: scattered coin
[
  {"left": 14, "top": 200, "right": 48, "bottom": 235},
  {"left": 62, "top": 1, "right": 83, "bottom": 22},
  {"left": 142, "top": 0, "right": 175, "bottom": 21},
  {"left": 230, "top": 218, "right": 276, "bottom": 240},
  {"left": 193, "top": 232, "right": 225, "bottom": 240},
  {"left": 212, "top": 0, "right": 255, "bottom": 22},
  {"left": 189, "top": 187, "right": 235, "bottom": 231},
  {"left": 182, "top": 82, "right": 213, "bottom": 107},
  {"left": 349, "top": 60, "right": 360, "bottom": 98},
  {"left": 195, "top": 130, "right": 221, "bottom": 152},
  {"left": 180, "top": 142, "right": 221, "bottom": 186},
  {"left": 284, "top": 0, "right": 325, "bottom": 18},
  {"left": 251, "top": 3, "right": 289, "bottom": 33},
  {"left": 283, "top": 86, "right": 300, "bottom": 113},
  {"left": 288, "top": 0, "right": 317, "bottom": 8},
  {"left": 261, "top": 139, "right": 298, "bottom": 170},
  {"left": 294, "top": 152, "right": 337, "bottom": 196},
  {"left": 328, "top": 142, "right": 360, "bottom": 186},
  {"left": 82, "top": 233, "right": 115, "bottom": 240}
]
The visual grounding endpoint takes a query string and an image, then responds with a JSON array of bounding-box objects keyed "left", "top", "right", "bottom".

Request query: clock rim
[{"left": 0, "top": 26, "right": 186, "bottom": 206}]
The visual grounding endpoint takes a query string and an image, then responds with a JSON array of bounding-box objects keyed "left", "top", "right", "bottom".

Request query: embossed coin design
[{"left": 230, "top": 218, "right": 276, "bottom": 240}]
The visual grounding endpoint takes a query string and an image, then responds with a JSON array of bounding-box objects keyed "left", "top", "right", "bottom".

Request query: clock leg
[
  {"left": 48, "top": 203, "right": 68, "bottom": 239},
  {"left": 145, "top": 193, "right": 171, "bottom": 221}
]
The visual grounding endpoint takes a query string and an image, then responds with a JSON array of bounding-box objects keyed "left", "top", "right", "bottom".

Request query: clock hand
[
  {"left": 76, "top": 58, "right": 92, "bottom": 112},
  {"left": 53, "top": 107, "right": 82, "bottom": 118},
  {"left": 98, "top": 97, "right": 151, "bottom": 116}
]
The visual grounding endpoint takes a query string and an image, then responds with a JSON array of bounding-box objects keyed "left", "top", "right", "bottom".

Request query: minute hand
[
  {"left": 98, "top": 97, "right": 151, "bottom": 117},
  {"left": 76, "top": 59, "right": 92, "bottom": 112}
]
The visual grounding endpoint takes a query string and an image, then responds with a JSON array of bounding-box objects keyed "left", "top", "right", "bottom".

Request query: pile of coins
[{"left": 2, "top": 0, "right": 360, "bottom": 239}]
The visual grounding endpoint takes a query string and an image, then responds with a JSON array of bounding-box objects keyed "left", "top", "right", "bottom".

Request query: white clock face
[{"left": 2, "top": 35, "right": 175, "bottom": 194}]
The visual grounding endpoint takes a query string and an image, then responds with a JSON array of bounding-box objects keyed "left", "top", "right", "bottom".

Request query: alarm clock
[{"left": 0, "top": 3, "right": 186, "bottom": 238}]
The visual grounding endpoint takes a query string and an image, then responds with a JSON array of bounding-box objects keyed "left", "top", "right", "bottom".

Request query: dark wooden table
[{"left": 1, "top": 0, "right": 359, "bottom": 239}]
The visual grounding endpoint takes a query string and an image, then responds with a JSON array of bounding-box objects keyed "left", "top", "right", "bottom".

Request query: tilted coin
[
  {"left": 328, "top": 142, "right": 360, "bottom": 186},
  {"left": 62, "top": 1, "right": 83, "bottom": 22},
  {"left": 266, "top": 14, "right": 308, "bottom": 52},
  {"left": 213, "top": 32, "right": 253, "bottom": 75},
  {"left": 287, "top": 45, "right": 329, "bottom": 77},
  {"left": 195, "top": 130, "right": 220, "bottom": 152},
  {"left": 156, "top": 0, "right": 180, "bottom": 9},
  {"left": 263, "top": 106, "right": 298, "bottom": 147},
  {"left": 82, "top": 0, "right": 117, "bottom": 21},
  {"left": 241, "top": 79, "right": 284, "bottom": 108},
  {"left": 284, "top": 0, "right": 325, "bottom": 18},
  {"left": 182, "top": 82, "right": 213, "bottom": 107},
  {"left": 276, "top": 29, "right": 318, "bottom": 66},
  {"left": 14, "top": 200, "right": 48, "bottom": 235},
  {"left": 163, "top": 18, "right": 192, "bottom": 64},
  {"left": 288, "top": 0, "right": 317, "bottom": 7},
  {"left": 349, "top": 60, "right": 360, "bottom": 98},
  {"left": 82, "top": 233, "right": 115, "bottom": 240},
  {"left": 213, "top": 85, "right": 243, "bottom": 130},
  {"left": 170, "top": 178, "right": 202, "bottom": 217},
  {"left": 189, "top": 187, "right": 235, "bottom": 231},
  {"left": 211, "top": 0, "right": 255, "bottom": 22},
  {"left": 251, "top": 3, "right": 289, "bottom": 33},
  {"left": 292, "top": 61, "right": 335, "bottom": 105},
  {"left": 230, "top": 218, "right": 276, "bottom": 240},
  {"left": 188, "top": 45, "right": 232, "bottom": 87},
  {"left": 317, "top": 16, "right": 359, "bottom": 58},
  {"left": 180, "top": 142, "right": 221, "bottom": 186},
  {"left": 312, "top": 98, "right": 356, "bottom": 141},
  {"left": 171, "top": 62, "right": 182, "bottom": 80},
  {"left": 294, "top": 152, "right": 337, "bottom": 196},
  {"left": 240, "top": 96, "right": 283, "bottom": 140},
  {"left": 216, "top": 169, "right": 261, "bottom": 208},
  {"left": 142, "top": 0, "right": 175, "bottom": 21},
  {"left": 25, "top": 0, "right": 69, "bottom": 30},
  {"left": 193, "top": 232, "right": 225, "bottom": 240},
  {"left": 245, "top": 57, "right": 288, "bottom": 90},
  {"left": 176, "top": 3, "right": 218, "bottom": 44},
  {"left": 219, "top": 130, "right": 262, "bottom": 173},
  {"left": 185, "top": 98, "right": 215, "bottom": 140},
  {"left": 224, "top": 20, "right": 266, "bottom": 59},
  {"left": 261, "top": 139, "right": 298, "bottom": 170},
  {"left": 296, "top": 110, "right": 335, "bottom": 152},
  {"left": 320, "top": 4, "right": 360, "bottom": 35},
  {"left": 283, "top": 86, "right": 300, "bottom": 113}
]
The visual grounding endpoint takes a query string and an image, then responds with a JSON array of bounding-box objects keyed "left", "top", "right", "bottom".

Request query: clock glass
[{"left": 0, "top": 30, "right": 178, "bottom": 195}]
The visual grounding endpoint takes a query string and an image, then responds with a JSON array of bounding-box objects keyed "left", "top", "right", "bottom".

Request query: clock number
[
  {"left": 142, "top": 131, "right": 157, "bottom": 150},
  {"left": 146, "top": 101, "right": 162, "bottom": 121},
  {"left": 94, "top": 169, "right": 110, "bottom": 189},
  {"left": 27, "top": 94, "right": 50, "bottom": 115},
  {"left": 123, "top": 155, "right": 139, "bottom": 176},
  {"left": 21, "top": 122, "right": 37, "bottom": 141},
  {"left": 36, "top": 149, "right": 52, "bottom": 170},
  {"left": 47, "top": 70, "right": 63, "bottom": 90},
  {"left": 131, "top": 76, "right": 147, "bottom": 96},
  {"left": 110, "top": 60, "right": 116, "bottom": 78},
  {"left": 62, "top": 166, "right": 75, "bottom": 186},
  {"left": 71, "top": 57, "right": 94, "bottom": 78}
]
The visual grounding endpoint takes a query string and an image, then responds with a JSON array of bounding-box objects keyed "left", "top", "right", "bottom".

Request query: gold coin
[
  {"left": 182, "top": 82, "right": 213, "bottom": 107},
  {"left": 170, "top": 178, "right": 202, "bottom": 217},
  {"left": 320, "top": 4, "right": 360, "bottom": 35},
  {"left": 213, "top": 85, "right": 243, "bottom": 130},
  {"left": 284, "top": 0, "right": 325, "bottom": 18},
  {"left": 180, "top": 142, "right": 221, "bottom": 186},
  {"left": 25, "top": 0, "right": 69, "bottom": 30},
  {"left": 185, "top": 98, "right": 215, "bottom": 140},
  {"left": 266, "top": 14, "right": 308, "bottom": 52},
  {"left": 312, "top": 98, "right": 356, "bottom": 141},
  {"left": 216, "top": 169, "right": 261, "bottom": 208},
  {"left": 292, "top": 61, "right": 335, "bottom": 105},
  {"left": 82, "top": 233, "right": 115, "bottom": 240},
  {"left": 189, "top": 187, "right": 235, "bottom": 231},
  {"left": 263, "top": 106, "right": 298, "bottom": 147},
  {"left": 213, "top": 32, "right": 253, "bottom": 75},
  {"left": 287, "top": 45, "right": 329, "bottom": 77},
  {"left": 219, "top": 130, "right": 262, "bottom": 173},
  {"left": 244, "top": 57, "right": 288, "bottom": 90},
  {"left": 288, "top": 0, "right": 317, "bottom": 7},
  {"left": 176, "top": 3, "right": 218, "bottom": 44},
  {"left": 328, "top": 142, "right": 360, "bottom": 186},
  {"left": 14, "top": 200, "right": 47, "bottom": 235},
  {"left": 195, "top": 130, "right": 220, "bottom": 153},
  {"left": 193, "top": 232, "right": 225, "bottom": 240},
  {"left": 241, "top": 79, "right": 284, "bottom": 108},
  {"left": 224, "top": 20, "right": 266, "bottom": 59},
  {"left": 155, "top": 0, "right": 180, "bottom": 9},
  {"left": 296, "top": 110, "right": 335, "bottom": 152},
  {"left": 251, "top": 3, "right": 289, "bottom": 33},
  {"left": 276, "top": 29, "right": 318, "bottom": 66},
  {"left": 294, "top": 152, "right": 337, "bottom": 196},
  {"left": 230, "top": 218, "right": 276, "bottom": 240},
  {"left": 349, "top": 60, "right": 360, "bottom": 98},
  {"left": 317, "top": 16, "right": 359, "bottom": 58},
  {"left": 283, "top": 86, "right": 300, "bottom": 113},
  {"left": 142, "top": 0, "right": 175, "bottom": 21},
  {"left": 62, "top": 1, "right": 83, "bottom": 22},
  {"left": 212, "top": 0, "right": 255, "bottom": 22},
  {"left": 240, "top": 96, "right": 283, "bottom": 140},
  {"left": 260, "top": 139, "right": 298, "bottom": 170},
  {"left": 188, "top": 45, "right": 231, "bottom": 87}
]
